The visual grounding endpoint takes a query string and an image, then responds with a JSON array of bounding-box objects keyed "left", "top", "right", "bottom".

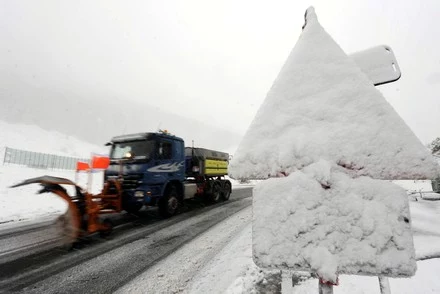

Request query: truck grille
[
  {"left": 121, "top": 174, "right": 143, "bottom": 190},
  {"left": 105, "top": 173, "right": 143, "bottom": 191}
]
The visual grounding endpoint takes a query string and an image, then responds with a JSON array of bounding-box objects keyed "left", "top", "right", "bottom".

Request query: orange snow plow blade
[{"left": 11, "top": 175, "right": 124, "bottom": 245}]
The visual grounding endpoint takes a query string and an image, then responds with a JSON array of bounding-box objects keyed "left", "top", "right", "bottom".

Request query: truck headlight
[{"left": 135, "top": 191, "right": 144, "bottom": 198}]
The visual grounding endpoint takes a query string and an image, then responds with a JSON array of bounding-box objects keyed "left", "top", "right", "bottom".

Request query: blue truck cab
[{"left": 104, "top": 130, "right": 231, "bottom": 217}]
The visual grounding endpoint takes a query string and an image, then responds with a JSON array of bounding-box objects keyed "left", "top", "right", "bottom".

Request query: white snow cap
[
  {"left": 229, "top": 6, "right": 439, "bottom": 180},
  {"left": 304, "top": 6, "right": 317, "bottom": 24}
]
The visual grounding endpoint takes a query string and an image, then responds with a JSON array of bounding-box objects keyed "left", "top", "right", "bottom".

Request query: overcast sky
[{"left": 1, "top": 0, "right": 439, "bottom": 144}]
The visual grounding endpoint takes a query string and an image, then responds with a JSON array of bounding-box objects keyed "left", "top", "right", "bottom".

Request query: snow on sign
[
  {"left": 229, "top": 6, "right": 440, "bottom": 283},
  {"left": 229, "top": 8, "right": 439, "bottom": 181},
  {"left": 350, "top": 45, "right": 402, "bottom": 86},
  {"left": 252, "top": 163, "right": 415, "bottom": 282}
]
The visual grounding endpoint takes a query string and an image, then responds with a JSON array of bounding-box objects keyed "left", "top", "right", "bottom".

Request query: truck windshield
[{"left": 110, "top": 140, "right": 155, "bottom": 160}]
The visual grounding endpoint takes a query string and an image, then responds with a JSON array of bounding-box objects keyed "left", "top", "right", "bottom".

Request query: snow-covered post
[
  {"left": 229, "top": 6, "right": 440, "bottom": 293},
  {"left": 89, "top": 154, "right": 110, "bottom": 194},
  {"left": 318, "top": 282, "right": 333, "bottom": 294},
  {"left": 378, "top": 277, "right": 391, "bottom": 294},
  {"left": 1, "top": 147, "right": 7, "bottom": 165},
  {"left": 87, "top": 171, "right": 93, "bottom": 193},
  {"left": 76, "top": 160, "right": 90, "bottom": 189}
]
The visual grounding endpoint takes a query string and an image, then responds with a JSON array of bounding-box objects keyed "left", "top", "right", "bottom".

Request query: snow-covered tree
[{"left": 428, "top": 137, "right": 440, "bottom": 155}]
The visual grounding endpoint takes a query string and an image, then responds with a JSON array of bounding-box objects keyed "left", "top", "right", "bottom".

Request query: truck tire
[
  {"left": 209, "top": 181, "right": 222, "bottom": 203},
  {"left": 221, "top": 181, "right": 232, "bottom": 201},
  {"left": 159, "top": 185, "right": 179, "bottom": 218}
]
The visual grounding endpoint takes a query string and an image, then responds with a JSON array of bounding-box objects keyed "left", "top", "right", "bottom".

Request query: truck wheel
[
  {"left": 159, "top": 185, "right": 179, "bottom": 218},
  {"left": 210, "top": 181, "right": 222, "bottom": 203},
  {"left": 221, "top": 181, "right": 232, "bottom": 201}
]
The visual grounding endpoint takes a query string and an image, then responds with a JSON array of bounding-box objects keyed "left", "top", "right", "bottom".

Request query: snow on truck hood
[{"left": 228, "top": 7, "right": 439, "bottom": 181}]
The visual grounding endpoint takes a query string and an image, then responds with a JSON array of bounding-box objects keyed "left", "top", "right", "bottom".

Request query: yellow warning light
[{"left": 159, "top": 129, "right": 173, "bottom": 136}]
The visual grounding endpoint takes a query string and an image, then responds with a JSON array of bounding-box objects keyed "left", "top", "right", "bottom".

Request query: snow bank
[
  {"left": 253, "top": 161, "right": 416, "bottom": 281},
  {"left": 393, "top": 180, "right": 433, "bottom": 193},
  {"left": 420, "top": 192, "right": 440, "bottom": 201},
  {"left": 410, "top": 198, "right": 440, "bottom": 260},
  {"left": 226, "top": 176, "right": 260, "bottom": 189},
  {"left": 188, "top": 224, "right": 263, "bottom": 294},
  {"left": 229, "top": 7, "right": 439, "bottom": 180}
]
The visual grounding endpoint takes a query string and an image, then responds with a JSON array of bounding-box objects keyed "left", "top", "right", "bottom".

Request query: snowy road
[
  {"left": 0, "top": 216, "right": 65, "bottom": 264},
  {"left": 0, "top": 187, "right": 252, "bottom": 293}
]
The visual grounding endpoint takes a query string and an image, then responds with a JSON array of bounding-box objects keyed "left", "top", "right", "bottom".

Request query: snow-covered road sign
[
  {"left": 350, "top": 45, "right": 401, "bottom": 86},
  {"left": 229, "top": 7, "right": 438, "bottom": 181},
  {"left": 230, "top": 6, "right": 440, "bottom": 283}
]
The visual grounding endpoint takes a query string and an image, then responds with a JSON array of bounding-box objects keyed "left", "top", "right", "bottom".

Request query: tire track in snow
[
  {"left": 116, "top": 206, "right": 252, "bottom": 293},
  {"left": 0, "top": 217, "right": 65, "bottom": 264}
]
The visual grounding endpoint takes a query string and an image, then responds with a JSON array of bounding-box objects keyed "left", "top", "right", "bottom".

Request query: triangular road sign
[{"left": 230, "top": 7, "right": 439, "bottom": 180}]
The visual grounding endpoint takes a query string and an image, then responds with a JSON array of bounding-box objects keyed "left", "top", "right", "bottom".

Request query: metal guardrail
[{"left": 2, "top": 147, "right": 88, "bottom": 171}]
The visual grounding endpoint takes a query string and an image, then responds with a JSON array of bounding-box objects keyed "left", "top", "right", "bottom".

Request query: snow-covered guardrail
[{"left": 2, "top": 146, "right": 88, "bottom": 171}]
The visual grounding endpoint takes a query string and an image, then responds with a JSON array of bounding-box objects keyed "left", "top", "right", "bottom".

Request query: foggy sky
[{"left": 1, "top": 0, "right": 439, "bottom": 145}]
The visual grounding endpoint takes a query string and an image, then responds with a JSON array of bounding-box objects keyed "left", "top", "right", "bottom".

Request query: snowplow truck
[
  {"left": 104, "top": 130, "right": 232, "bottom": 217},
  {"left": 10, "top": 131, "right": 231, "bottom": 245}
]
